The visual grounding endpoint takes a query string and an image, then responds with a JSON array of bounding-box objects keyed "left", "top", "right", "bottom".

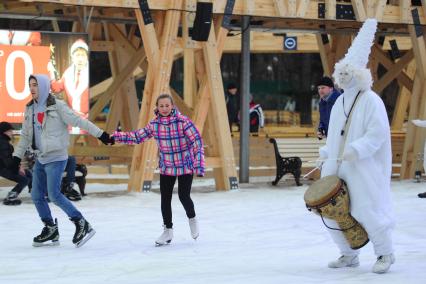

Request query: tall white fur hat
[{"left": 333, "top": 18, "right": 378, "bottom": 90}]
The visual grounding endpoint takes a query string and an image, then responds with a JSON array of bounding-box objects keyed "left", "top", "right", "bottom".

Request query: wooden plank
[
  {"left": 392, "top": 61, "right": 416, "bottom": 130},
  {"left": 88, "top": 47, "right": 146, "bottom": 121},
  {"left": 296, "top": 0, "right": 310, "bottom": 18},
  {"left": 400, "top": 0, "right": 411, "bottom": 24},
  {"left": 351, "top": 0, "right": 367, "bottom": 21},
  {"left": 287, "top": 0, "right": 297, "bottom": 17},
  {"left": 193, "top": 26, "right": 229, "bottom": 133},
  {"left": 202, "top": 23, "right": 238, "bottom": 189},
  {"left": 372, "top": 49, "right": 414, "bottom": 93},
  {"left": 273, "top": 0, "right": 287, "bottom": 17},
  {"left": 243, "top": 0, "right": 255, "bottom": 15},
  {"left": 325, "top": 0, "right": 336, "bottom": 20},
  {"left": 374, "top": 0, "right": 387, "bottom": 21},
  {"left": 132, "top": 1, "right": 183, "bottom": 191},
  {"left": 316, "top": 33, "right": 332, "bottom": 76},
  {"left": 11, "top": 0, "right": 426, "bottom": 25},
  {"left": 372, "top": 44, "right": 414, "bottom": 92}
]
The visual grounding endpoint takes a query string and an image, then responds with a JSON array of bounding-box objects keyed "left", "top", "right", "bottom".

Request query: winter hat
[
  {"left": 0, "top": 121, "right": 14, "bottom": 134},
  {"left": 317, "top": 76, "right": 334, "bottom": 88},
  {"left": 70, "top": 39, "right": 89, "bottom": 54},
  {"left": 333, "top": 18, "right": 378, "bottom": 90},
  {"left": 227, "top": 82, "right": 237, "bottom": 90}
]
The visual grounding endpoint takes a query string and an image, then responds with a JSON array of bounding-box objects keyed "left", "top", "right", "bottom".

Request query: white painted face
[{"left": 336, "top": 63, "right": 355, "bottom": 88}]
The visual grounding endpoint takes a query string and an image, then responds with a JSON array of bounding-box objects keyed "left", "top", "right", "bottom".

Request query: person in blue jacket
[{"left": 316, "top": 76, "right": 341, "bottom": 140}]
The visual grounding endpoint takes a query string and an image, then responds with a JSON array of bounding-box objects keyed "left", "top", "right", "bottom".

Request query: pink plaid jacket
[{"left": 112, "top": 109, "right": 205, "bottom": 176}]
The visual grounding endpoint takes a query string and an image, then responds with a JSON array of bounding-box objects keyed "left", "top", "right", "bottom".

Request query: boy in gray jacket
[{"left": 12, "top": 74, "right": 114, "bottom": 247}]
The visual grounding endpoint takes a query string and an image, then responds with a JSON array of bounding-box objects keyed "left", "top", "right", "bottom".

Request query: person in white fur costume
[{"left": 318, "top": 18, "right": 395, "bottom": 274}]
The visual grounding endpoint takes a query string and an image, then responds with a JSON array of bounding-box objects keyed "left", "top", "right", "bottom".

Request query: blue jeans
[
  {"left": 32, "top": 159, "right": 83, "bottom": 223},
  {"left": 63, "top": 156, "right": 76, "bottom": 185}
]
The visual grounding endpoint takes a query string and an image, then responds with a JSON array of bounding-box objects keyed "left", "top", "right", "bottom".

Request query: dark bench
[
  {"left": 269, "top": 137, "right": 326, "bottom": 186},
  {"left": 269, "top": 138, "right": 302, "bottom": 186}
]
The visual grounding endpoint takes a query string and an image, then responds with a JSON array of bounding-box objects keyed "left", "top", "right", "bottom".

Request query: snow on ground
[{"left": 0, "top": 179, "right": 425, "bottom": 284}]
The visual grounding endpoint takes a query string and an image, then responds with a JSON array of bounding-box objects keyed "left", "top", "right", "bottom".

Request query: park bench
[{"left": 269, "top": 137, "right": 326, "bottom": 186}]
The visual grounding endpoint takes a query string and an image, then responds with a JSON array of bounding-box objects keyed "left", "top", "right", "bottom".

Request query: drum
[{"left": 304, "top": 175, "right": 369, "bottom": 249}]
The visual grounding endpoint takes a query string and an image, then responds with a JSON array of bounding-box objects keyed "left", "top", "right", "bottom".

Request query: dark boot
[
  {"left": 61, "top": 183, "right": 82, "bottom": 201},
  {"left": 33, "top": 219, "right": 60, "bottom": 247},
  {"left": 71, "top": 217, "right": 95, "bottom": 248},
  {"left": 418, "top": 192, "right": 426, "bottom": 198},
  {"left": 3, "top": 191, "right": 22, "bottom": 206}
]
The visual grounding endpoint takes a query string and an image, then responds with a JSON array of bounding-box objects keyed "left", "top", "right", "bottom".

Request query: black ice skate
[
  {"left": 33, "top": 219, "right": 60, "bottom": 247},
  {"left": 3, "top": 191, "right": 22, "bottom": 206},
  {"left": 71, "top": 217, "right": 95, "bottom": 248},
  {"left": 61, "top": 183, "right": 82, "bottom": 201}
]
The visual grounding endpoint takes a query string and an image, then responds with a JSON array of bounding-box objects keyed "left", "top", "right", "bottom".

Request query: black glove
[
  {"left": 98, "top": 132, "right": 114, "bottom": 145},
  {"left": 11, "top": 156, "right": 21, "bottom": 174}
]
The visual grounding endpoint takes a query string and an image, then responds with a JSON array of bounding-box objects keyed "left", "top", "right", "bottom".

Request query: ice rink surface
[{"left": 1, "top": 179, "right": 425, "bottom": 284}]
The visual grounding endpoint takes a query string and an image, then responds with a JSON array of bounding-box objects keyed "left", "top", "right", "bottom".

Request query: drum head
[{"left": 304, "top": 175, "right": 342, "bottom": 207}]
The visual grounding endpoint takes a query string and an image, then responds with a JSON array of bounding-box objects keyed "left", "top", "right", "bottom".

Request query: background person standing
[{"left": 316, "top": 76, "right": 341, "bottom": 139}]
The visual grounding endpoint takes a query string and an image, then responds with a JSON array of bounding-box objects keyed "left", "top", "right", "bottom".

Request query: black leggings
[{"left": 160, "top": 174, "right": 195, "bottom": 229}]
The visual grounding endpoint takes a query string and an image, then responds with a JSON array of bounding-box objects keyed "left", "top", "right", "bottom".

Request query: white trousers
[{"left": 326, "top": 219, "right": 394, "bottom": 256}]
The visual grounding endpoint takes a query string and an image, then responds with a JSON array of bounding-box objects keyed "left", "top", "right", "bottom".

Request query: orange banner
[{"left": 0, "top": 45, "right": 50, "bottom": 123}]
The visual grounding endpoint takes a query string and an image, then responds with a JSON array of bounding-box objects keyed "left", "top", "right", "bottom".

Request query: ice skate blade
[
  {"left": 32, "top": 240, "right": 60, "bottom": 247},
  {"left": 75, "top": 229, "right": 96, "bottom": 248},
  {"left": 155, "top": 240, "right": 171, "bottom": 246},
  {"left": 3, "top": 200, "right": 22, "bottom": 206}
]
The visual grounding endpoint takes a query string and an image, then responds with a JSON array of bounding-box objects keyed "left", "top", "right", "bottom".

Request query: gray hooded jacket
[{"left": 14, "top": 74, "right": 103, "bottom": 164}]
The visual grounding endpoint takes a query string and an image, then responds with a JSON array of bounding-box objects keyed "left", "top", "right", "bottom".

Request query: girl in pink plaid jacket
[{"left": 112, "top": 94, "right": 204, "bottom": 246}]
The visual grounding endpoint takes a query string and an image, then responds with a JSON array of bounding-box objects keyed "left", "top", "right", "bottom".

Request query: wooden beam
[
  {"left": 400, "top": 0, "right": 411, "bottom": 24},
  {"left": 351, "top": 0, "right": 367, "bottom": 21},
  {"left": 105, "top": 23, "right": 140, "bottom": 132},
  {"left": 12, "top": 0, "right": 426, "bottom": 25},
  {"left": 273, "top": 0, "right": 287, "bottom": 17},
  {"left": 391, "top": 60, "right": 415, "bottom": 129},
  {"left": 88, "top": 47, "right": 146, "bottom": 121},
  {"left": 372, "top": 44, "right": 414, "bottom": 92},
  {"left": 325, "top": 0, "right": 336, "bottom": 20},
  {"left": 243, "top": 0, "right": 255, "bottom": 15},
  {"left": 193, "top": 26, "right": 229, "bottom": 133},
  {"left": 202, "top": 23, "right": 238, "bottom": 189},
  {"left": 296, "top": 0, "right": 311, "bottom": 18},
  {"left": 316, "top": 33, "right": 333, "bottom": 76},
  {"left": 401, "top": 24, "right": 426, "bottom": 178},
  {"left": 129, "top": 1, "right": 182, "bottom": 192},
  {"left": 287, "top": 0, "right": 297, "bottom": 17},
  {"left": 374, "top": 0, "right": 387, "bottom": 21},
  {"left": 372, "top": 49, "right": 414, "bottom": 93},
  {"left": 90, "top": 40, "right": 115, "bottom": 52}
]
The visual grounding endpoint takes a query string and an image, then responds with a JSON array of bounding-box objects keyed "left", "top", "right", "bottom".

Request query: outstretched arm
[{"left": 112, "top": 124, "right": 153, "bottom": 145}]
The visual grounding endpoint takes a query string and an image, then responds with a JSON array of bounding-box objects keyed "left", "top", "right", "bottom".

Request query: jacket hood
[{"left": 31, "top": 74, "right": 51, "bottom": 107}]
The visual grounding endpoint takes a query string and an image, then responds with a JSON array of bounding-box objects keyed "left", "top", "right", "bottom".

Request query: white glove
[
  {"left": 342, "top": 146, "right": 358, "bottom": 162},
  {"left": 315, "top": 158, "right": 324, "bottom": 168},
  {"left": 412, "top": 119, "right": 426, "bottom": 128}
]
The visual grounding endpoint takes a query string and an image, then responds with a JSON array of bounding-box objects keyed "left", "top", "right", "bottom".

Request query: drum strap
[{"left": 337, "top": 91, "right": 362, "bottom": 164}]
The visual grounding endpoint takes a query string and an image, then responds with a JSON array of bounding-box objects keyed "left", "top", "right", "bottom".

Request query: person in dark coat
[
  {"left": 225, "top": 82, "right": 240, "bottom": 132},
  {"left": 317, "top": 76, "right": 341, "bottom": 140},
  {"left": 0, "top": 122, "right": 32, "bottom": 205}
]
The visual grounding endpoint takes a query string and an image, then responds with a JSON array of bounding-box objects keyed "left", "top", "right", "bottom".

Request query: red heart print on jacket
[{"left": 37, "top": 112, "right": 45, "bottom": 124}]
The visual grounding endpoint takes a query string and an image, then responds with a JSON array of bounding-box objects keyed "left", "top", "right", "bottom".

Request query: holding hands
[{"left": 98, "top": 132, "right": 115, "bottom": 145}]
